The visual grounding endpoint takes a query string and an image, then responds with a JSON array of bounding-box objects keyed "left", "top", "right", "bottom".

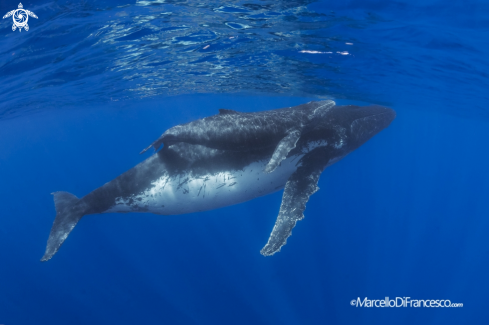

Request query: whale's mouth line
[{"left": 351, "top": 109, "right": 395, "bottom": 124}]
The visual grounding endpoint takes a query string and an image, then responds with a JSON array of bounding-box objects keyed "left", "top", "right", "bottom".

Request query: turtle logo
[{"left": 3, "top": 3, "right": 38, "bottom": 32}]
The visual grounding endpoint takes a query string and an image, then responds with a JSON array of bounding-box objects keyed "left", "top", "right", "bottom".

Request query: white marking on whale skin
[
  {"left": 334, "top": 139, "right": 344, "bottom": 149},
  {"left": 307, "top": 140, "right": 327, "bottom": 151},
  {"left": 310, "top": 100, "right": 335, "bottom": 118},
  {"left": 106, "top": 154, "right": 303, "bottom": 216}
]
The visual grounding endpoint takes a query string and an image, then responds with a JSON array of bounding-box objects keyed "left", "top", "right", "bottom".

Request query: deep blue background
[
  {"left": 1, "top": 95, "right": 489, "bottom": 324},
  {"left": 1, "top": 0, "right": 489, "bottom": 324}
]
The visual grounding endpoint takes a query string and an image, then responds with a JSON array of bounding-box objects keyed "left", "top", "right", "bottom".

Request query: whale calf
[{"left": 41, "top": 100, "right": 395, "bottom": 261}]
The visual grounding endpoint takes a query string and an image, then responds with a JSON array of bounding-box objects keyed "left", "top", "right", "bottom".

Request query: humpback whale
[{"left": 41, "top": 100, "right": 395, "bottom": 261}]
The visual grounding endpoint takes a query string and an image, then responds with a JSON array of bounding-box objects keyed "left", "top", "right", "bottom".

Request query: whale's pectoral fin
[
  {"left": 41, "top": 192, "right": 85, "bottom": 262},
  {"left": 140, "top": 137, "right": 165, "bottom": 154},
  {"left": 140, "top": 129, "right": 181, "bottom": 154},
  {"left": 261, "top": 147, "right": 330, "bottom": 256},
  {"left": 264, "top": 129, "right": 301, "bottom": 173},
  {"left": 140, "top": 144, "right": 154, "bottom": 154}
]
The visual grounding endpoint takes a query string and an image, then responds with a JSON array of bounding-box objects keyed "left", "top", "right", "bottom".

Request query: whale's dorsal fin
[
  {"left": 264, "top": 129, "right": 301, "bottom": 173},
  {"left": 261, "top": 147, "right": 330, "bottom": 256},
  {"left": 219, "top": 109, "right": 241, "bottom": 115}
]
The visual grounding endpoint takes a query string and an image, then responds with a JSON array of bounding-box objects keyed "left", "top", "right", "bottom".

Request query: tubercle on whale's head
[{"left": 344, "top": 104, "right": 396, "bottom": 148}]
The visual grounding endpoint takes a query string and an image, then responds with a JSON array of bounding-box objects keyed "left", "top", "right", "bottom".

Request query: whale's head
[
  {"left": 345, "top": 104, "right": 396, "bottom": 148},
  {"left": 310, "top": 104, "right": 395, "bottom": 152}
]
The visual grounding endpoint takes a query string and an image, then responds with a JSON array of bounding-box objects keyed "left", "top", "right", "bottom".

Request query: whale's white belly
[{"left": 106, "top": 154, "right": 303, "bottom": 215}]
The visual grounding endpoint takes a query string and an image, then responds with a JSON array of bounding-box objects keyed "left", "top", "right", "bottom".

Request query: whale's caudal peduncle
[{"left": 41, "top": 100, "right": 395, "bottom": 261}]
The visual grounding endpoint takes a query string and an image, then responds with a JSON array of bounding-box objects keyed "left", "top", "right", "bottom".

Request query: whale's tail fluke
[{"left": 41, "top": 192, "right": 85, "bottom": 262}]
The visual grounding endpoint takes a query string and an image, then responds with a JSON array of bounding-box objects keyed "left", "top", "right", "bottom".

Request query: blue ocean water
[{"left": 1, "top": 0, "right": 488, "bottom": 324}]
